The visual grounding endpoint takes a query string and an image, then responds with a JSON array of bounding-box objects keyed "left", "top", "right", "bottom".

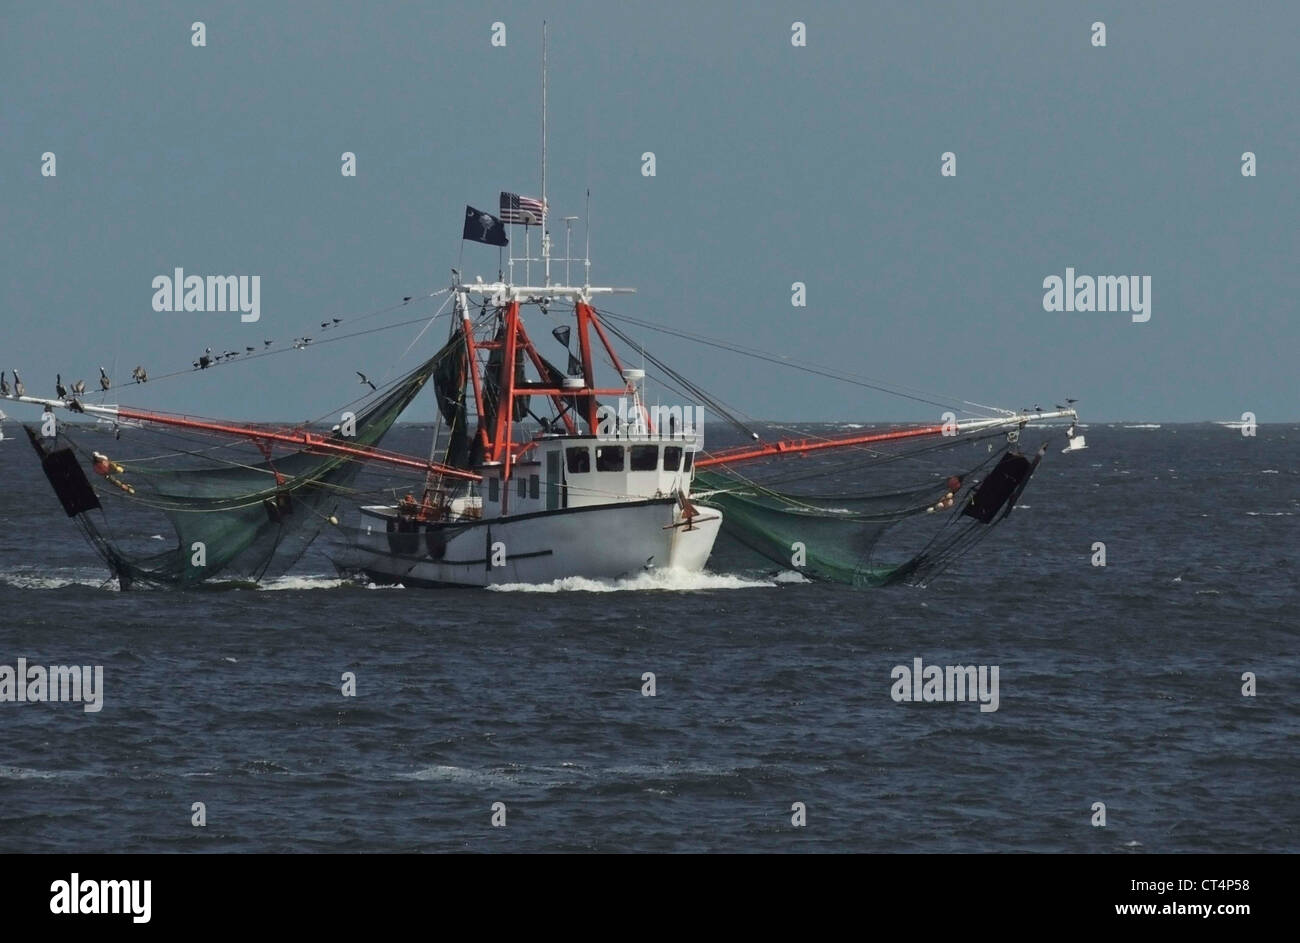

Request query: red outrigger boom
[
  {"left": 113, "top": 406, "right": 481, "bottom": 482},
  {"left": 695, "top": 424, "right": 948, "bottom": 468}
]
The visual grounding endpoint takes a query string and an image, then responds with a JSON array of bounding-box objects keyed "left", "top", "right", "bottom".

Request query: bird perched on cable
[
  {"left": 99, "top": 367, "right": 111, "bottom": 391},
  {"left": 13, "top": 370, "right": 25, "bottom": 397},
  {"left": 71, "top": 379, "right": 86, "bottom": 396},
  {"left": 55, "top": 374, "right": 68, "bottom": 399},
  {"left": 131, "top": 365, "right": 147, "bottom": 383},
  {"left": 402, "top": 296, "right": 412, "bottom": 303},
  {"left": 264, "top": 339, "right": 273, "bottom": 347},
  {"left": 245, "top": 346, "right": 255, "bottom": 353},
  {"left": 196, "top": 348, "right": 213, "bottom": 369},
  {"left": 357, "top": 371, "right": 377, "bottom": 391},
  {"left": 0, "top": 372, "right": 10, "bottom": 397}
]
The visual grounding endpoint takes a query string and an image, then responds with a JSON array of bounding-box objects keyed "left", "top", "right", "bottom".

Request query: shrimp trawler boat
[
  {"left": 7, "top": 269, "right": 1082, "bottom": 591},
  {"left": 7, "top": 247, "right": 1081, "bottom": 591},
  {"left": 4, "top": 30, "right": 1083, "bottom": 591},
  {"left": 346, "top": 276, "right": 722, "bottom": 588}
]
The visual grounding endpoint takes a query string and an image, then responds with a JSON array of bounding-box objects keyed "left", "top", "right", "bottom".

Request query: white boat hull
[{"left": 348, "top": 497, "right": 721, "bottom": 588}]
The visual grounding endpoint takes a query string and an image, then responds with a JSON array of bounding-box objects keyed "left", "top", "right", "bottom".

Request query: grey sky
[{"left": 3, "top": 1, "right": 1296, "bottom": 423}]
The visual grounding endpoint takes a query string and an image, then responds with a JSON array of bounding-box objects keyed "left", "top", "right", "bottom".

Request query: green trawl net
[
  {"left": 696, "top": 470, "right": 949, "bottom": 586},
  {"left": 25, "top": 346, "right": 450, "bottom": 588},
  {"left": 696, "top": 431, "right": 1047, "bottom": 587}
]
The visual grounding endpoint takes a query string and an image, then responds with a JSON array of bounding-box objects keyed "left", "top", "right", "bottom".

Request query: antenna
[
  {"left": 541, "top": 21, "right": 549, "bottom": 286},
  {"left": 584, "top": 188, "right": 591, "bottom": 286},
  {"left": 562, "top": 216, "right": 578, "bottom": 284}
]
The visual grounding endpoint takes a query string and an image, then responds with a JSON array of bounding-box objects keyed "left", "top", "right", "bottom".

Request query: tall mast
[{"left": 541, "top": 21, "right": 550, "bottom": 286}]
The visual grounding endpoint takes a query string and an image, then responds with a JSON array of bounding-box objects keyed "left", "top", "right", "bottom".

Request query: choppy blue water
[{"left": 1, "top": 423, "right": 1296, "bottom": 852}]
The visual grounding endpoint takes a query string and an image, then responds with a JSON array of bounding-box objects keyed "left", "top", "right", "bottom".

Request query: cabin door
[{"left": 546, "top": 450, "right": 561, "bottom": 510}]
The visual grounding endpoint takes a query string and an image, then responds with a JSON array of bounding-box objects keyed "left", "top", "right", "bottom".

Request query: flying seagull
[{"left": 357, "top": 371, "right": 377, "bottom": 391}]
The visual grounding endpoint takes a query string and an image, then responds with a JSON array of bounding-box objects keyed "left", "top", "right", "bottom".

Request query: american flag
[{"left": 499, "top": 191, "right": 547, "bottom": 225}]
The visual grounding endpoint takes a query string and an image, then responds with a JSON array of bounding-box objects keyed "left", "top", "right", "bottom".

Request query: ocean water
[{"left": 0, "top": 423, "right": 1296, "bottom": 852}]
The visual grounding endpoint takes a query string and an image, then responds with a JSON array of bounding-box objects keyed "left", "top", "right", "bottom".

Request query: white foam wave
[
  {"left": 404, "top": 760, "right": 752, "bottom": 787},
  {"left": 0, "top": 569, "right": 118, "bottom": 591},
  {"left": 0, "top": 766, "right": 90, "bottom": 780},
  {"left": 405, "top": 765, "right": 519, "bottom": 785},
  {"left": 256, "top": 575, "right": 345, "bottom": 591},
  {"left": 487, "top": 568, "right": 774, "bottom": 594},
  {"left": 773, "top": 569, "right": 812, "bottom": 583}
]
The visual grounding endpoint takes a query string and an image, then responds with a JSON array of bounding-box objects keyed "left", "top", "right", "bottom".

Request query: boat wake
[
  {"left": 256, "top": 575, "right": 406, "bottom": 591},
  {"left": 0, "top": 568, "right": 120, "bottom": 591},
  {"left": 256, "top": 575, "right": 347, "bottom": 591},
  {"left": 486, "top": 568, "right": 774, "bottom": 594}
]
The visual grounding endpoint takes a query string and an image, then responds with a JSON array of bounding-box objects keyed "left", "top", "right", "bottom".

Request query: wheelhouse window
[
  {"left": 630, "top": 444, "right": 659, "bottom": 471},
  {"left": 683, "top": 451, "right": 694, "bottom": 471},
  {"left": 488, "top": 476, "right": 500, "bottom": 502},
  {"left": 595, "top": 445, "right": 625, "bottom": 472},
  {"left": 517, "top": 475, "right": 527, "bottom": 498},
  {"left": 566, "top": 446, "right": 590, "bottom": 473},
  {"left": 529, "top": 474, "right": 540, "bottom": 499},
  {"left": 663, "top": 446, "right": 683, "bottom": 472}
]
